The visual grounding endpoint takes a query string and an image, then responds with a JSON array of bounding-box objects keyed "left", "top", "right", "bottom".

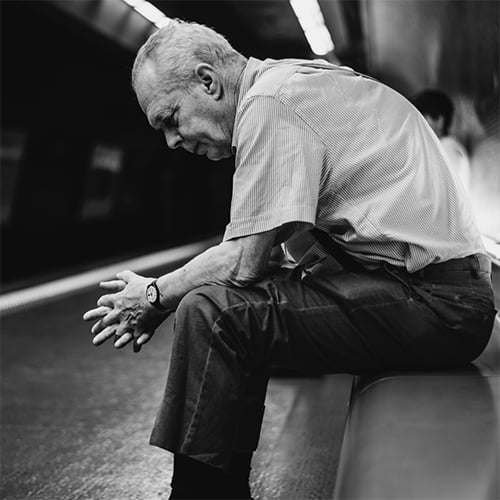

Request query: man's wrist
[{"left": 146, "top": 279, "right": 170, "bottom": 312}]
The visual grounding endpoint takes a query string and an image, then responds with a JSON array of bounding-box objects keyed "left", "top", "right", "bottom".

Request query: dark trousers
[{"left": 150, "top": 253, "right": 496, "bottom": 470}]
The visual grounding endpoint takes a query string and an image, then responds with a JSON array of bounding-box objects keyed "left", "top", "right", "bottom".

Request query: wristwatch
[{"left": 146, "top": 279, "right": 169, "bottom": 312}]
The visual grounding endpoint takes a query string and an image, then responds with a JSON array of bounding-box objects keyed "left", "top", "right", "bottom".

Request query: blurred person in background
[
  {"left": 84, "top": 21, "right": 496, "bottom": 499},
  {"left": 413, "top": 89, "right": 472, "bottom": 192}
]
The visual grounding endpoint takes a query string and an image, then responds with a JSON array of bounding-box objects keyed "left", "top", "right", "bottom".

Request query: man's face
[{"left": 136, "top": 62, "right": 233, "bottom": 161}]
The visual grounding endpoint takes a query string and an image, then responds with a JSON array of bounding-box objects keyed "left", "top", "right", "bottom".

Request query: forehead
[{"left": 135, "top": 60, "right": 176, "bottom": 127}]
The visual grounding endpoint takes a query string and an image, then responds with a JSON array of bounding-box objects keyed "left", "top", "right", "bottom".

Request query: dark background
[
  {"left": 1, "top": 0, "right": 498, "bottom": 288},
  {"left": 1, "top": 1, "right": 237, "bottom": 287}
]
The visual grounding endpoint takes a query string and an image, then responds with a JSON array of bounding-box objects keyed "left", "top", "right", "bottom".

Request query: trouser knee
[
  {"left": 174, "top": 285, "right": 247, "bottom": 357},
  {"left": 175, "top": 285, "right": 229, "bottom": 332}
]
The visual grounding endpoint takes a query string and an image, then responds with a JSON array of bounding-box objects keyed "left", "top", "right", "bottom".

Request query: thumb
[{"left": 116, "top": 269, "right": 138, "bottom": 283}]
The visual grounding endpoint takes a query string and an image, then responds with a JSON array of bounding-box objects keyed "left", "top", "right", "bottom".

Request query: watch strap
[{"left": 147, "top": 279, "right": 169, "bottom": 312}]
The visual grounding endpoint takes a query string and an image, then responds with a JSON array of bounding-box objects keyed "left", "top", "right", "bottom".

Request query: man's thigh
[{"left": 185, "top": 256, "right": 443, "bottom": 375}]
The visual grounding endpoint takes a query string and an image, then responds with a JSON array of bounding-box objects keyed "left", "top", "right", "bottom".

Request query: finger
[
  {"left": 133, "top": 340, "right": 141, "bottom": 353},
  {"left": 97, "top": 294, "right": 116, "bottom": 308},
  {"left": 99, "top": 279, "right": 126, "bottom": 292},
  {"left": 133, "top": 333, "right": 152, "bottom": 353},
  {"left": 83, "top": 306, "right": 111, "bottom": 321},
  {"left": 114, "top": 322, "right": 131, "bottom": 337},
  {"left": 91, "top": 309, "right": 121, "bottom": 335},
  {"left": 137, "top": 332, "right": 152, "bottom": 346},
  {"left": 114, "top": 332, "right": 133, "bottom": 349},
  {"left": 92, "top": 325, "right": 116, "bottom": 346},
  {"left": 116, "top": 269, "right": 138, "bottom": 283}
]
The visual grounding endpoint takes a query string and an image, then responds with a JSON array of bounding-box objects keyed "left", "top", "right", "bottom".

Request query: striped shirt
[{"left": 223, "top": 57, "right": 484, "bottom": 272}]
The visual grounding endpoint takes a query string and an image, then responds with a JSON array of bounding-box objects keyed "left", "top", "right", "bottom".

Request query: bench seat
[{"left": 333, "top": 316, "right": 500, "bottom": 500}]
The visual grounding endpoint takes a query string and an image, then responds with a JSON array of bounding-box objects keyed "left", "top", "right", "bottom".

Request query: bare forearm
[
  {"left": 155, "top": 235, "right": 274, "bottom": 311},
  {"left": 83, "top": 224, "right": 305, "bottom": 352}
]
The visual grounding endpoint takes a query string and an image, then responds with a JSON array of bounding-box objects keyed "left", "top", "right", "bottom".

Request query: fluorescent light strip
[
  {"left": 290, "top": 0, "right": 334, "bottom": 56},
  {"left": 122, "top": 0, "right": 171, "bottom": 29},
  {"left": 0, "top": 237, "right": 220, "bottom": 316}
]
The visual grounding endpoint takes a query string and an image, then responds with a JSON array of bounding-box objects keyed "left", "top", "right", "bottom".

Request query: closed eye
[{"left": 163, "top": 112, "right": 177, "bottom": 128}]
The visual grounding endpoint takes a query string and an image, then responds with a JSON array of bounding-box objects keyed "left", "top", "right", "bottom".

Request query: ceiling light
[
  {"left": 289, "top": 0, "right": 334, "bottom": 56},
  {"left": 122, "top": 0, "right": 143, "bottom": 8},
  {"left": 154, "top": 17, "right": 171, "bottom": 29},
  {"left": 122, "top": 0, "right": 171, "bottom": 29}
]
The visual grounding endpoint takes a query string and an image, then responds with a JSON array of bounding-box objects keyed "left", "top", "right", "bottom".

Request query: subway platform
[{"left": 0, "top": 253, "right": 351, "bottom": 500}]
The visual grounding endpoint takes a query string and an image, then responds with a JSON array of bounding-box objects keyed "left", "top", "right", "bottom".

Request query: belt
[
  {"left": 311, "top": 228, "right": 491, "bottom": 279},
  {"left": 311, "top": 228, "right": 364, "bottom": 272},
  {"left": 412, "top": 253, "right": 491, "bottom": 280}
]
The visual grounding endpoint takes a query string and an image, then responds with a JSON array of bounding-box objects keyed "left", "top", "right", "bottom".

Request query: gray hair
[{"left": 132, "top": 20, "right": 246, "bottom": 92}]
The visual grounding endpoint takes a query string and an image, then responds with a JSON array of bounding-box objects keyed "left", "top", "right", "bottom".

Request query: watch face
[{"left": 147, "top": 284, "right": 158, "bottom": 303}]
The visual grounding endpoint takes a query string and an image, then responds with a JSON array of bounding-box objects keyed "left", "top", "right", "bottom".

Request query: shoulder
[
  {"left": 236, "top": 58, "right": 343, "bottom": 128},
  {"left": 243, "top": 58, "right": 304, "bottom": 100}
]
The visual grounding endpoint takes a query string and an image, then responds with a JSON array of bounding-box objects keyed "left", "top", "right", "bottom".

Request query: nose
[{"left": 164, "top": 130, "right": 182, "bottom": 150}]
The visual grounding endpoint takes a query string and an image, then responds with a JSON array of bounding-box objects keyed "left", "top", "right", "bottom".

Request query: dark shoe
[{"left": 169, "top": 453, "right": 252, "bottom": 499}]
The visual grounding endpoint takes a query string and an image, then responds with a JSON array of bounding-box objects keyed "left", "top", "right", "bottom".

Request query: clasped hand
[{"left": 83, "top": 270, "right": 168, "bottom": 352}]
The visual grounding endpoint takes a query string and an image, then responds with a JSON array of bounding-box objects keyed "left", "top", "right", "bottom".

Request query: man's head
[
  {"left": 413, "top": 89, "right": 454, "bottom": 138},
  {"left": 132, "top": 21, "right": 247, "bottom": 161}
]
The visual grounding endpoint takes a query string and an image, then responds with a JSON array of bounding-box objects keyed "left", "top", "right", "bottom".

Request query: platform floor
[{"left": 1, "top": 277, "right": 352, "bottom": 500}]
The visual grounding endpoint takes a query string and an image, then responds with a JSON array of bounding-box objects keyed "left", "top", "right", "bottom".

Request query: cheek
[
  {"left": 181, "top": 119, "right": 208, "bottom": 138},
  {"left": 180, "top": 114, "right": 223, "bottom": 143}
]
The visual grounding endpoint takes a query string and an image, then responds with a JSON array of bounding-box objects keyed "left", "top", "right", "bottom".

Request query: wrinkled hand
[{"left": 83, "top": 270, "right": 168, "bottom": 352}]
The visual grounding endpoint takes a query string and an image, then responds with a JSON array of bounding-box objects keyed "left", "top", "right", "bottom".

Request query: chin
[{"left": 207, "top": 150, "right": 231, "bottom": 162}]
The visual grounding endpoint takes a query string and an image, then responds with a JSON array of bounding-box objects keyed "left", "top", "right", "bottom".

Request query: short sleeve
[{"left": 224, "top": 96, "right": 325, "bottom": 241}]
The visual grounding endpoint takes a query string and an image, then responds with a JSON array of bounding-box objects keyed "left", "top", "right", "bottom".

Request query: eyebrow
[{"left": 150, "top": 108, "right": 174, "bottom": 130}]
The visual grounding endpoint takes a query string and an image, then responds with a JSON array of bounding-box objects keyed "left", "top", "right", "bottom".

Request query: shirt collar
[
  {"left": 232, "top": 57, "right": 264, "bottom": 150},
  {"left": 236, "top": 57, "right": 263, "bottom": 108}
]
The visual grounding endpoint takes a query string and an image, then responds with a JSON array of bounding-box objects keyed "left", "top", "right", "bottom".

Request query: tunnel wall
[{"left": 0, "top": 1, "right": 234, "bottom": 286}]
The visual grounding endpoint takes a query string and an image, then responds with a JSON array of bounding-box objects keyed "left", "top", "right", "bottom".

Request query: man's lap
[
  {"left": 151, "top": 255, "right": 495, "bottom": 467},
  {"left": 176, "top": 255, "right": 494, "bottom": 373}
]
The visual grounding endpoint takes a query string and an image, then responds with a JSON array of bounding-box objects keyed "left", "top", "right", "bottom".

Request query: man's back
[{"left": 229, "top": 58, "right": 484, "bottom": 272}]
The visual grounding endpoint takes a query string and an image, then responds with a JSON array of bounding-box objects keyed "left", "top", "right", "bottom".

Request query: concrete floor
[{"left": 1, "top": 270, "right": 352, "bottom": 500}]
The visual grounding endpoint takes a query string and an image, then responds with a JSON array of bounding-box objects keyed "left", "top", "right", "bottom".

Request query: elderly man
[{"left": 84, "top": 20, "right": 496, "bottom": 499}]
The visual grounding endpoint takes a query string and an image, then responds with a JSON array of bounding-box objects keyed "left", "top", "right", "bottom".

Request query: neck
[{"left": 225, "top": 59, "right": 247, "bottom": 137}]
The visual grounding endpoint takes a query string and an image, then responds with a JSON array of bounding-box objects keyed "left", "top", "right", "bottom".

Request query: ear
[{"left": 194, "top": 63, "right": 222, "bottom": 100}]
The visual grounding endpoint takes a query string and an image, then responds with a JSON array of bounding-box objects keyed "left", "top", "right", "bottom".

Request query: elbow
[
  {"left": 227, "top": 268, "right": 263, "bottom": 287},
  {"left": 221, "top": 241, "right": 268, "bottom": 287}
]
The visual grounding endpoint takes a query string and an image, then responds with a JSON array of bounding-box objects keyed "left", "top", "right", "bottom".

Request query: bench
[{"left": 333, "top": 314, "right": 500, "bottom": 500}]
